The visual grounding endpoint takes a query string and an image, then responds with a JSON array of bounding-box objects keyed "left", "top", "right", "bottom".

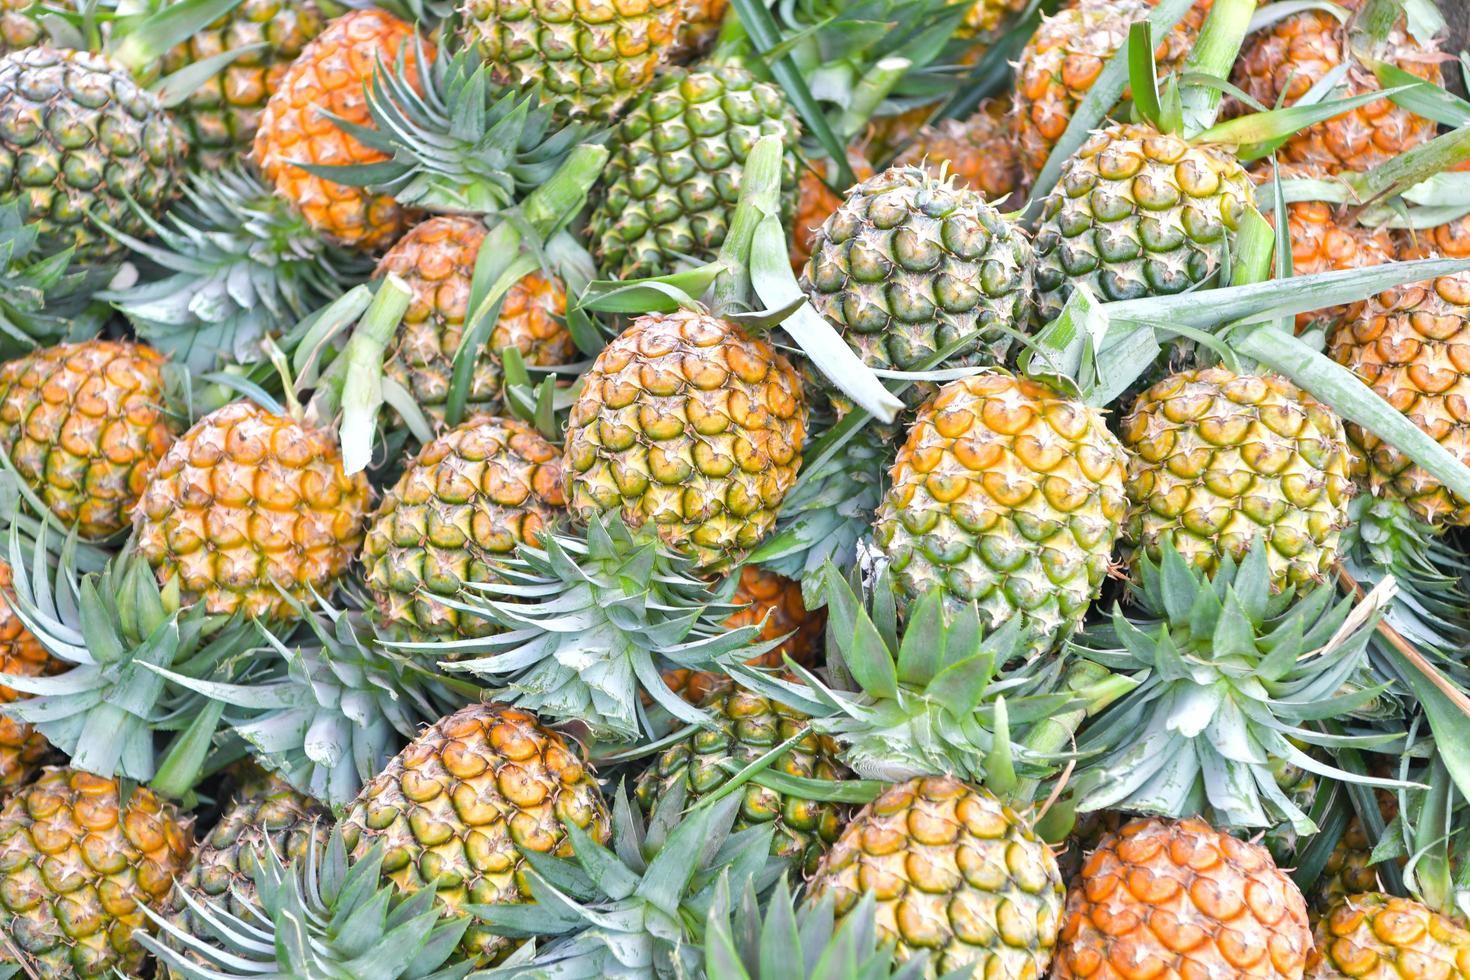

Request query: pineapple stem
[
  {"left": 1011, "top": 661, "right": 1134, "bottom": 804},
  {"left": 710, "top": 135, "right": 785, "bottom": 313},
  {"left": 1179, "top": 0, "right": 1257, "bottom": 134}
]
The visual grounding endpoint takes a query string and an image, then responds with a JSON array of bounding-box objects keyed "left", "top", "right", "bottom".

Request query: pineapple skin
[
  {"left": 801, "top": 165, "right": 1035, "bottom": 381},
  {"left": 790, "top": 148, "right": 874, "bottom": 273},
  {"left": 378, "top": 216, "right": 575, "bottom": 423},
  {"left": 895, "top": 97, "right": 1024, "bottom": 207},
  {"left": 1121, "top": 367, "right": 1355, "bottom": 591},
  {"left": 635, "top": 684, "right": 848, "bottom": 874},
  {"left": 132, "top": 400, "right": 370, "bottom": 620},
  {"left": 362, "top": 415, "right": 566, "bottom": 640},
  {"left": 564, "top": 309, "right": 807, "bottom": 572},
  {"left": 0, "top": 768, "right": 193, "bottom": 978},
  {"left": 459, "top": 0, "right": 684, "bottom": 121},
  {"left": 1329, "top": 273, "right": 1470, "bottom": 527},
  {"left": 251, "top": 9, "right": 426, "bottom": 251},
  {"left": 1310, "top": 893, "right": 1470, "bottom": 978},
  {"left": 0, "top": 340, "right": 175, "bottom": 539},
  {"left": 589, "top": 64, "right": 801, "bottom": 280},
  {"left": 0, "top": 47, "right": 187, "bottom": 262},
  {"left": 874, "top": 371, "right": 1128, "bottom": 657},
  {"left": 1031, "top": 122, "right": 1255, "bottom": 324},
  {"left": 1055, "top": 815, "right": 1312, "bottom": 978},
  {"left": 804, "top": 775, "right": 1065, "bottom": 977},
  {"left": 340, "top": 702, "right": 611, "bottom": 965}
]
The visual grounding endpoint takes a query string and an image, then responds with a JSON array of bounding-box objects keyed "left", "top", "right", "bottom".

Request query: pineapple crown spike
[
  {"left": 302, "top": 42, "right": 608, "bottom": 220},
  {"left": 136, "top": 824, "right": 478, "bottom": 980},
  {"left": 1070, "top": 536, "right": 1409, "bottom": 835}
]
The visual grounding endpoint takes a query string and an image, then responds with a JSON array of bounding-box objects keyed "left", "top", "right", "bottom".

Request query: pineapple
[
  {"left": 1120, "top": 368, "right": 1354, "bottom": 589},
  {"left": 895, "top": 96, "right": 1024, "bottom": 207},
  {"left": 1261, "top": 164, "right": 1400, "bottom": 332},
  {"left": 459, "top": 0, "right": 684, "bottom": 121},
  {"left": 251, "top": 9, "right": 427, "bottom": 250},
  {"left": 803, "top": 775, "right": 1066, "bottom": 977},
  {"left": 634, "top": 684, "right": 848, "bottom": 874},
  {"left": 143, "top": 826, "right": 475, "bottom": 979},
  {"left": 361, "top": 415, "right": 566, "bottom": 640},
  {"left": 0, "top": 558, "right": 58, "bottom": 790},
  {"left": 144, "top": 0, "right": 327, "bottom": 168},
  {"left": 873, "top": 371, "right": 1128, "bottom": 656},
  {"left": 564, "top": 308, "right": 807, "bottom": 573},
  {"left": 0, "top": 46, "right": 187, "bottom": 262},
  {"left": 0, "top": 0, "right": 55, "bottom": 52},
  {"left": 800, "top": 165, "right": 1034, "bottom": 382},
  {"left": 674, "top": 0, "right": 729, "bottom": 57},
  {"left": 159, "top": 767, "right": 329, "bottom": 979},
  {"left": 1310, "top": 894, "right": 1470, "bottom": 978},
  {"left": 1031, "top": 122, "right": 1255, "bottom": 323},
  {"left": 0, "top": 340, "right": 175, "bottom": 539},
  {"left": 1230, "top": 0, "right": 1441, "bottom": 175},
  {"left": 377, "top": 216, "right": 576, "bottom": 424},
  {"left": 0, "top": 767, "right": 193, "bottom": 978},
  {"left": 132, "top": 400, "right": 370, "bottom": 619},
  {"left": 1014, "top": 0, "right": 1209, "bottom": 181},
  {"left": 1054, "top": 816, "right": 1313, "bottom": 978},
  {"left": 588, "top": 64, "right": 801, "bottom": 279},
  {"left": 340, "top": 702, "right": 612, "bottom": 965},
  {"left": 1328, "top": 272, "right": 1470, "bottom": 527},
  {"left": 790, "top": 148, "right": 874, "bottom": 272}
]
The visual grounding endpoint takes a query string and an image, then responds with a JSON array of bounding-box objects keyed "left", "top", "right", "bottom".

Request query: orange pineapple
[
  {"left": 252, "top": 10, "right": 428, "bottom": 250},
  {"left": 896, "top": 96, "right": 1024, "bottom": 207},
  {"left": 0, "top": 559, "right": 60, "bottom": 790}
]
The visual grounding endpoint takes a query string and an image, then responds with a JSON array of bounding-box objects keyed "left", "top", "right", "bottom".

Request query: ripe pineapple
[
  {"left": 252, "top": 9, "right": 426, "bottom": 250},
  {"left": 340, "top": 702, "right": 612, "bottom": 965},
  {"left": 1231, "top": 1, "right": 1441, "bottom": 175},
  {"left": 1328, "top": 273, "right": 1470, "bottom": 527},
  {"left": 459, "top": 0, "right": 683, "bottom": 120},
  {"left": 675, "top": 0, "right": 729, "bottom": 57},
  {"left": 132, "top": 400, "right": 370, "bottom": 619},
  {"left": 563, "top": 309, "right": 807, "bottom": 572},
  {"left": 804, "top": 775, "right": 1066, "bottom": 977},
  {"left": 895, "top": 96, "right": 1024, "bottom": 207},
  {"left": 146, "top": 0, "right": 327, "bottom": 168},
  {"left": 1031, "top": 122, "right": 1255, "bottom": 323},
  {"left": 1014, "top": 0, "right": 1208, "bottom": 181},
  {"left": 0, "top": 768, "right": 193, "bottom": 978},
  {"left": 0, "top": 340, "right": 175, "bottom": 539},
  {"left": 873, "top": 371, "right": 1128, "bottom": 656},
  {"left": 362, "top": 415, "right": 566, "bottom": 640},
  {"left": 801, "top": 165, "right": 1034, "bottom": 381},
  {"left": 377, "top": 216, "right": 576, "bottom": 423},
  {"left": 1120, "top": 368, "right": 1354, "bottom": 590},
  {"left": 0, "top": 0, "right": 54, "bottom": 52},
  {"left": 159, "top": 767, "right": 328, "bottom": 979},
  {"left": 1261, "top": 165, "right": 1399, "bottom": 331},
  {"left": 0, "top": 558, "right": 58, "bottom": 790},
  {"left": 589, "top": 64, "right": 801, "bottom": 279},
  {"left": 0, "top": 47, "right": 187, "bottom": 262},
  {"left": 635, "top": 684, "right": 848, "bottom": 874},
  {"left": 1310, "top": 894, "right": 1470, "bottom": 978},
  {"left": 1054, "top": 816, "right": 1313, "bottom": 978},
  {"left": 790, "top": 149, "right": 875, "bottom": 272}
]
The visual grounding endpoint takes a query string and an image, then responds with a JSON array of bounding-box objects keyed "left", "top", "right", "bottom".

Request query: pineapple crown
[
  {"left": 398, "top": 514, "right": 777, "bottom": 744},
  {"left": 307, "top": 45, "right": 606, "bottom": 218},
  {"left": 137, "top": 825, "right": 477, "bottom": 980},
  {"left": 0, "top": 519, "right": 259, "bottom": 799},
  {"left": 702, "top": 873, "right": 965, "bottom": 980},
  {"left": 472, "top": 783, "right": 785, "bottom": 979},
  {"left": 97, "top": 166, "right": 375, "bottom": 375},
  {"left": 0, "top": 198, "right": 108, "bottom": 355},
  {"left": 732, "top": 563, "right": 1125, "bottom": 799},
  {"left": 1071, "top": 538, "right": 1404, "bottom": 834},
  {"left": 1374, "top": 744, "right": 1470, "bottom": 916},
  {"left": 151, "top": 593, "right": 478, "bottom": 808}
]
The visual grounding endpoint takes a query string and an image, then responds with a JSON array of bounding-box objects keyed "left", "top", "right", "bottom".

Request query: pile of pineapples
[{"left": 0, "top": 0, "right": 1468, "bottom": 977}]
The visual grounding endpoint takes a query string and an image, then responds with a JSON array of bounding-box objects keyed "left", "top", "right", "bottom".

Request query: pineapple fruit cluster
[{"left": 0, "top": 0, "right": 1466, "bottom": 977}]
